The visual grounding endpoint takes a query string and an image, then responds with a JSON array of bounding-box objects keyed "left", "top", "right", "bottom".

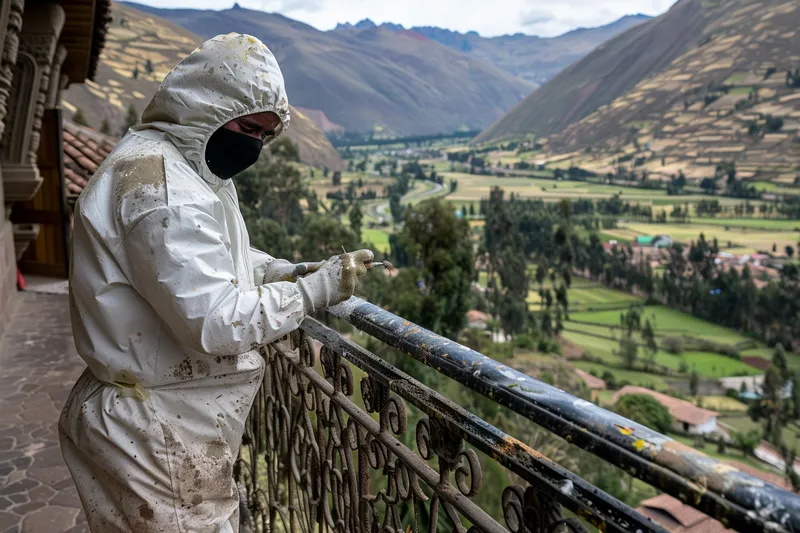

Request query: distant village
[{"left": 622, "top": 233, "right": 785, "bottom": 286}]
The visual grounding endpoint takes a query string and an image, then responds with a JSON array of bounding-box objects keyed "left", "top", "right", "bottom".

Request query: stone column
[
  {"left": 0, "top": 2, "right": 65, "bottom": 203},
  {"left": 45, "top": 43, "right": 66, "bottom": 109},
  {"left": 0, "top": 0, "right": 25, "bottom": 216}
]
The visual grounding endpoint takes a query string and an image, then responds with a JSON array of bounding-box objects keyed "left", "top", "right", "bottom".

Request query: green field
[
  {"left": 692, "top": 217, "right": 800, "bottom": 232},
  {"left": 563, "top": 327, "right": 760, "bottom": 378},
  {"left": 670, "top": 434, "right": 776, "bottom": 473},
  {"left": 572, "top": 360, "right": 672, "bottom": 390},
  {"left": 442, "top": 173, "right": 669, "bottom": 202},
  {"left": 529, "top": 281, "right": 642, "bottom": 312},
  {"left": 362, "top": 228, "right": 390, "bottom": 254},
  {"left": 571, "top": 306, "right": 754, "bottom": 346},
  {"left": 720, "top": 417, "right": 800, "bottom": 451},
  {"left": 692, "top": 395, "right": 748, "bottom": 412},
  {"left": 681, "top": 352, "right": 761, "bottom": 377},
  {"left": 611, "top": 221, "right": 798, "bottom": 255}
]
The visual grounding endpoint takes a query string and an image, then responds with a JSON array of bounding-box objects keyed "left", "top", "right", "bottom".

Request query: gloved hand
[
  {"left": 296, "top": 249, "right": 374, "bottom": 312},
  {"left": 261, "top": 259, "right": 322, "bottom": 284}
]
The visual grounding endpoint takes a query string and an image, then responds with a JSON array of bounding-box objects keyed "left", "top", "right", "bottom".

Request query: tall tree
[
  {"left": 349, "top": 201, "right": 363, "bottom": 240},
  {"left": 642, "top": 319, "right": 658, "bottom": 370},
  {"left": 395, "top": 199, "right": 474, "bottom": 339},
  {"left": 236, "top": 146, "right": 306, "bottom": 235}
]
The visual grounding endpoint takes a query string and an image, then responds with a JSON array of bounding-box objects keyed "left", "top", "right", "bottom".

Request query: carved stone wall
[
  {"left": 0, "top": 0, "right": 24, "bottom": 144},
  {"left": 1, "top": 2, "right": 64, "bottom": 203},
  {"left": 0, "top": 0, "right": 24, "bottom": 335}
]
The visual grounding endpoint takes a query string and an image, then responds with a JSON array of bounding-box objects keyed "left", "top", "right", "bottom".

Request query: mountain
[
  {"left": 337, "top": 15, "right": 651, "bottom": 85},
  {"left": 122, "top": 2, "right": 535, "bottom": 136},
  {"left": 481, "top": 0, "right": 800, "bottom": 182},
  {"left": 61, "top": 2, "right": 342, "bottom": 170},
  {"left": 474, "top": 0, "right": 713, "bottom": 143}
]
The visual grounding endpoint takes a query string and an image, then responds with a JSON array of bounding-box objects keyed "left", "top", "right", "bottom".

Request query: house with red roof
[{"left": 613, "top": 386, "right": 720, "bottom": 435}]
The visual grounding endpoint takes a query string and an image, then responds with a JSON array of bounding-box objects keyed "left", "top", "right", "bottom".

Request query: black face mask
[{"left": 204, "top": 127, "right": 264, "bottom": 180}]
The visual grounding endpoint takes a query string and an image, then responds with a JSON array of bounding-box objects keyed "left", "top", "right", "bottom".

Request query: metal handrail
[
  {"left": 328, "top": 297, "right": 800, "bottom": 533},
  {"left": 300, "top": 318, "right": 664, "bottom": 533}
]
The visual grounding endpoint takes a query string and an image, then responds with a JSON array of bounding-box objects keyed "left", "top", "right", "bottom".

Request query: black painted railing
[{"left": 235, "top": 296, "right": 800, "bottom": 533}]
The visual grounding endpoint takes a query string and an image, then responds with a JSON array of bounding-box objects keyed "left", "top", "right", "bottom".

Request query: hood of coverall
[{"left": 135, "top": 33, "right": 291, "bottom": 188}]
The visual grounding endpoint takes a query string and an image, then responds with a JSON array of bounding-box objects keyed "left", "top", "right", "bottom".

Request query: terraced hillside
[
  {"left": 478, "top": 0, "right": 800, "bottom": 183},
  {"left": 547, "top": 0, "right": 800, "bottom": 181},
  {"left": 475, "top": 0, "right": 712, "bottom": 143},
  {"left": 61, "top": 2, "right": 343, "bottom": 170}
]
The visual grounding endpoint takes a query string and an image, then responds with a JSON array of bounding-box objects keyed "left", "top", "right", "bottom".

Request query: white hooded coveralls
[{"left": 59, "top": 34, "right": 306, "bottom": 532}]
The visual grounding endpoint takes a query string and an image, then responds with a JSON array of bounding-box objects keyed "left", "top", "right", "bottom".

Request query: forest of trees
[{"left": 468, "top": 189, "right": 800, "bottom": 352}]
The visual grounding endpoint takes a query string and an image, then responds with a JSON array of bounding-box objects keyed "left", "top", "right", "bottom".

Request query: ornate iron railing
[{"left": 235, "top": 297, "right": 800, "bottom": 533}]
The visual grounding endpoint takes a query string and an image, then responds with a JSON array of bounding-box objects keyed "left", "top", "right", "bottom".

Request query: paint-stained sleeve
[
  {"left": 250, "top": 246, "right": 276, "bottom": 284},
  {"left": 118, "top": 204, "right": 307, "bottom": 355}
]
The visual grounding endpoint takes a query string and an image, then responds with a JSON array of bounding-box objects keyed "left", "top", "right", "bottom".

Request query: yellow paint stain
[
  {"left": 633, "top": 439, "right": 646, "bottom": 451},
  {"left": 614, "top": 424, "right": 633, "bottom": 436}
]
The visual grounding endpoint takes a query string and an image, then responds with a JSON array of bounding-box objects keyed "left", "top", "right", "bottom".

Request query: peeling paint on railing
[{"left": 328, "top": 297, "right": 800, "bottom": 533}]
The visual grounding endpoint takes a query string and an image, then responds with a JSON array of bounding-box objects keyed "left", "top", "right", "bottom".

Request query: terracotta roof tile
[
  {"left": 637, "top": 495, "right": 736, "bottom": 532},
  {"left": 467, "top": 310, "right": 489, "bottom": 323},
  {"left": 612, "top": 386, "right": 719, "bottom": 426},
  {"left": 62, "top": 120, "right": 117, "bottom": 199}
]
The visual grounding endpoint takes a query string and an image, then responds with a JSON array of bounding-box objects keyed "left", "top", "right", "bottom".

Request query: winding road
[{"left": 366, "top": 180, "right": 445, "bottom": 222}]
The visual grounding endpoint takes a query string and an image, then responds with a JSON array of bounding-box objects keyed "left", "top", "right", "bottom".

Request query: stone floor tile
[{"left": 0, "top": 293, "right": 88, "bottom": 533}]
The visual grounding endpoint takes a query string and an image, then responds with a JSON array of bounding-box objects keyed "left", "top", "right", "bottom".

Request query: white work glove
[
  {"left": 261, "top": 259, "right": 322, "bottom": 284},
  {"left": 296, "top": 249, "right": 374, "bottom": 312}
]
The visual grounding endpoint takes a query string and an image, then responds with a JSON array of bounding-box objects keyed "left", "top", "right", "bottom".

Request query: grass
[
  {"left": 570, "top": 306, "right": 754, "bottom": 346},
  {"left": 670, "top": 434, "right": 778, "bottom": 473},
  {"left": 361, "top": 228, "right": 390, "bottom": 254},
  {"left": 725, "top": 72, "right": 748, "bottom": 84},
  {"left": 564, "top": 325, "right": 759, "bottom": 378},
  {"left": 693, "top": 217, "right": 800, "bottom": 232},
  {"left": 595, "top": 389, "right": 616, "bottom": 407},
  {"left": 692, "top": 395, "right": 748, "bottom": 412},
  {"left": 442, "top": 172, "right": 668, "bottom": 202},
  {"left": 572, "top": 360, "right": 672, "bottom": 390},
  {"left": 681, "top": 352, "right": 761, "bottom": 377},
  {"left": 528, "top": 279, "right": 641, "bottom": 312},
  {"left": 616, "top": 221, "right": 799, "bottom": 255},
  {"left": 719, "top": 417, "right": 800, "bottom": 452}
]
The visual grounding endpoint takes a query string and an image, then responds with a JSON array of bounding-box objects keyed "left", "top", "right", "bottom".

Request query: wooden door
[{"left": 12, "top": 108, "right": 70, "bottom": 277}]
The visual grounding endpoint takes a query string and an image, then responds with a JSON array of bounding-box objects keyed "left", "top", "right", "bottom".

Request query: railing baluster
[
  {"left": 235, "top": 299, "right": 800, "bottom": 533},
  {"left": 327, "top": 297, "right": 800, "bottom": 533}
]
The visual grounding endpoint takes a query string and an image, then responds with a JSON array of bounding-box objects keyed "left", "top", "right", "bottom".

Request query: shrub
[
  {"left": 690, "top": 338, "right": 740, "bottom": 359},
  {"left": 662, "top": 336, "right": 684, "bottom": 354},
  {"left": 731, "top": 429, "right": 762, "bottom": 455},
  {"left": 513, "top": 334, "right": 535, "bottom": 350},
  {"left": 601, "top": 370, "right": 618, "bottom": 390},
  {"left": 614, "top": 394, "right": 673, "bottom": 433}
]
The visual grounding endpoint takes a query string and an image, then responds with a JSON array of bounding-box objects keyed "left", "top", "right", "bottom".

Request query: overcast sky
[{"left": 131, "top": 0, "right": 680, "bottom": 37}]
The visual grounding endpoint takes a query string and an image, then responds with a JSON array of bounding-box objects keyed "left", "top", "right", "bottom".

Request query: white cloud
[{"left": 131, "top": 0, "right": 678, "bottom": 37}]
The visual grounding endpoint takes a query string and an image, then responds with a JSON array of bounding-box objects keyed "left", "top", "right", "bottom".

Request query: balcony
[
  {"left": 1, "top": 289, "right": 799, "bottom": 533},
  {"left": 235, "top": 297, "right": 800, "bottom": 533}
]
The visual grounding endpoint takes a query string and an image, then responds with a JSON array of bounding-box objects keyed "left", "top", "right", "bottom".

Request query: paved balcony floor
[{"left": 0, "top": 291, "right": 87, "bottom": 533}]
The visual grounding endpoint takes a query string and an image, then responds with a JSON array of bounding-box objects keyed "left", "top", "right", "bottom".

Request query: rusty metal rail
[{"left": 328, "top": 297, "right": 800, "bottom": 533}]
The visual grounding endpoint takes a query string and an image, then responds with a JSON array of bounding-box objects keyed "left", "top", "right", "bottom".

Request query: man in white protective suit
[{"left": 58, "top": 33, "right": 373, "bottom": 532}]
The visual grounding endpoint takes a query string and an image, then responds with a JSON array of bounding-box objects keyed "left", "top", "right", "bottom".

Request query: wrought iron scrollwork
[{"left": 235, "top": 326, "right": 626, "bottom": 533}]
